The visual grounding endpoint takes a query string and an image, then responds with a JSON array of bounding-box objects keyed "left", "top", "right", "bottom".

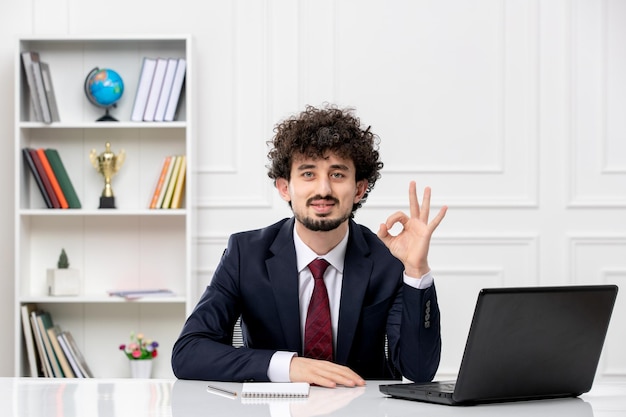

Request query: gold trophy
[{"left": 89, "top": 142, "right": 125, "bottom": 208}]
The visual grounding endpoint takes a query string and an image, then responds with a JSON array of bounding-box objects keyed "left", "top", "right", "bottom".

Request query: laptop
[{"left": 379, "top": 285, "right": 618, "bottom": 406}]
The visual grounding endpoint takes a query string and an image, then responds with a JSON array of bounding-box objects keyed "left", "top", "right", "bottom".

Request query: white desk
[{"left": 2, "top": 377, "right": 625, "bottom": 417}]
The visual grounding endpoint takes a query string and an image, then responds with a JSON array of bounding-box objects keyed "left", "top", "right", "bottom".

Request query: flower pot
[{"left": 129, "top": 359, "right": 153, "bottom": 378}]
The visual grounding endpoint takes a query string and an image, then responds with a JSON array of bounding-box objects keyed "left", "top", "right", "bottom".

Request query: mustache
[{"left": 306, "top": 195, "right": 339, "bottom": 206}]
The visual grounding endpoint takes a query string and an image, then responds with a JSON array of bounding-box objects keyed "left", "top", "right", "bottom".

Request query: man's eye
[
  {"left": 302, "top": 172, "right": 314, "bottom": 178},
  {"left": 331, "top": 172, "right": 344, "bottom": 179}
]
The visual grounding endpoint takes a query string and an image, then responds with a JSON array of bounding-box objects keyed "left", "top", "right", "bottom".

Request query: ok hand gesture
[{"left": 377, "top": 182, "right": 447, "bottom": 278}]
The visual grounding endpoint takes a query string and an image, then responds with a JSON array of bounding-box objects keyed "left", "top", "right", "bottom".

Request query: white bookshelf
[{"left": 13, "top": 35, "right": 194, "bottom": 379}]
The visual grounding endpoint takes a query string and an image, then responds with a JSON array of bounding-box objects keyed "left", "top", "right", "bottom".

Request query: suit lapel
[
  {"left": 336, "top": 221, "right": 372, "bottom": 364},
  {"left": 266, "top": 218, "right": 303, "bottom": 352}
]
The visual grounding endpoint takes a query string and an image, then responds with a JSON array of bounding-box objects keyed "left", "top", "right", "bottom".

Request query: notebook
[
  {"left": 241, "top": 382, "right": 310, "bottom": 398},
  {"left": 379, "top": 285, "right": 618, "bottom": 406}
]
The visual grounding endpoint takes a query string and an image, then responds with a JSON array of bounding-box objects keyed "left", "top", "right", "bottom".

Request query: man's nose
[{"left": 316, "top": 177, "right": 332, "bottom": 196}]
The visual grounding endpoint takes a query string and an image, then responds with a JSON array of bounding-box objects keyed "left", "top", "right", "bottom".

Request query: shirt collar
[{"left": 293, "top": 223, "right": 348, "bottom": 274}]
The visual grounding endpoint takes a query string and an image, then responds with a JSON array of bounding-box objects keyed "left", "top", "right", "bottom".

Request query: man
[{"left": 171, "top": 104, "right": 447, "bottom": 387}]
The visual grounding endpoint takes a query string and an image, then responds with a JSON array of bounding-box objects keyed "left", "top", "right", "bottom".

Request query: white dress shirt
[{"left": 266, "top": 225, "right": 433, "bottom": 382}]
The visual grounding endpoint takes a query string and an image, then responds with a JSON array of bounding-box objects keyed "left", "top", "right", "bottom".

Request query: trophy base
[{"left": 99, "top": 196, "right": 116, "bottom": 209}]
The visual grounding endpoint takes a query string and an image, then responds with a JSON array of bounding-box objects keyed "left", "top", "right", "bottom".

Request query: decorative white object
[{"left": 47, "top": 268, "right": 80, "bottom": 296}]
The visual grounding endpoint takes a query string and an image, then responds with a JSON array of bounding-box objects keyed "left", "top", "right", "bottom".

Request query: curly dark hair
[{"left": 267, "top": 104, "right": 384, "bottom": 214}]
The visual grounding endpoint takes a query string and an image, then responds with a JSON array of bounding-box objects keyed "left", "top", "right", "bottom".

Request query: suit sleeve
[
  {"left": 386, "top": 283, "right": 441, "bottom": 382},
  {"left": 171, "top": 235, "right": 275, "bottom": 381}
]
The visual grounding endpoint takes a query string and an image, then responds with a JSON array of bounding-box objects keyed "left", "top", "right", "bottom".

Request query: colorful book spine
[
  {"left": 44, "top": 149, "right": 82, "bottom": 209},
  {"left": 161, "top": 155, "right": 182, "bottom": 208},
  {"left": 36, "top": 148, "right": 68, "bottom": 209},
  {"left": 23, "top": 148, "right": 52, "bottom": 208},
  {"left": 149, "top": 155, "right": 172, "bottom": 209},
  {"left": 156, "top": 155, "right": 177, "bottom": 208},
  {"left": 170, "top": 155, "right": 186, "bottom": 209},
  {"left": 28, "top": 148, "right": 60, "bottom": 208}
]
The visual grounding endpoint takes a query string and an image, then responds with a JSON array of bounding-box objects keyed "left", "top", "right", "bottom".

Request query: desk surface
[{"left": 2, "top": 377, "right": 625, "bottom": 417}]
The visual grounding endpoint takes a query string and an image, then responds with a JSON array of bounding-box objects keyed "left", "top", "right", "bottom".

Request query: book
[
  {"left": 153, "top": 58, "right": 178, "bottom": 122},
  {"left": 20, "top": 303, "right": 41, "bottom": 377},
  {"left": 30, "top": 52, "right": 52, "bottom": 123},
  {"left": 39, "top": 62, "right": 60, "bottom": 122},
  {"left": 164, "top": 58, "right": 186, "bottom": 122},
  {"left": 161, "top": 155, "right": 182, "bottom": 208},
  {"left": 23, "top": 148, "right": 52, "bottom": 208},
  {"left": 241, "top": 382, "right": 310, "bottom": 398},
  {"left": 20, "top": 51, "right": 44, "bottom": 122},
  {"left": 56, "top": 332, "right": 83, "bottom": 378},
  {"left": 130, "top": 57, "right": 157, "bottom": 121},
  {"left": 170, "top": 155, "right": 186, "bottom": 209},
  {"left": 156, "top": 155, "right": 178, "bottom": 208},
  {"left": 143, "top": 58, "right": 168, "bottom": 121},
  {"left": 149, "top": 155, "right": 172, "bottom": 209},
  {"left": 30, "top": 311, "right": 51, "bottom": 377},
  {"left": 36, "top": 312, "right": 65, "bottom": 377},
  {"left": 107, "top": 288, "right": 175, "bottom": 300},
  {"left": 28, "top": 148, "right": 60, "bottom": 208},
  {"left": 61, "top": 331, "right": 93, "bottom": 378},
  {"left": 36, "top": 148, "right": 68, "bottom": 209},
  {"left": 47, "top": 325, "right": 75, "bottom": 378},
  {"left": 44, "top": 149, "right": 81, "bottom": 208}
]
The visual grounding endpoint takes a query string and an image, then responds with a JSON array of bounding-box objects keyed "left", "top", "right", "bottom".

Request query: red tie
[{"left": 304, "top": 258, "right": 333, "bottom": 361}]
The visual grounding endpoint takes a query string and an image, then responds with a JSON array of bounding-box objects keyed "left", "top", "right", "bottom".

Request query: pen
[{"left": 207, "top": 384, "right": 238, "bottom": 399}]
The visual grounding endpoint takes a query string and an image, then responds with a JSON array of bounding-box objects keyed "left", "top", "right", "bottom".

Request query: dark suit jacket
[{"left": 171, "top": 218, "right": 441, "bottom": 382}]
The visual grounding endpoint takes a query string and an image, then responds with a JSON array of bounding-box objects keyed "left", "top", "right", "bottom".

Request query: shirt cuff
[
  {"left": 403, "top": 270, "right": 434, "bottom": 289},
  {"left": 267, "top": 351, "right": 297, "bottom": 382}
]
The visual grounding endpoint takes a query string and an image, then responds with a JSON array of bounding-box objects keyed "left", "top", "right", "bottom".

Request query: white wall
[{"left": 1, "top": 0, "right": 625, "bottom": 379}]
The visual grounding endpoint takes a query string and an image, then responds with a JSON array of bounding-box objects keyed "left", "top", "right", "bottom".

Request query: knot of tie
[{"left": 308, "top": 258, "right": 330, "bottom": 281}]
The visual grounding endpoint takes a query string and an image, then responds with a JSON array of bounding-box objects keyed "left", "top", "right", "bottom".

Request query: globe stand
[{"left": 97, "top": 107, "right": 118, "bottom": 122}]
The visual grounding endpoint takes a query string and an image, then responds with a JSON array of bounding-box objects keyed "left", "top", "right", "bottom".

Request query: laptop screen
[{"left": 452, "top": 285, "right": 618, "bottom": 403}]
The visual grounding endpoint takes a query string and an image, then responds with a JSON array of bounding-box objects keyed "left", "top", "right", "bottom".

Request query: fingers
[
  {"left": 429, "top": 205, "right": 448, "bottom": 231},
  {"left": 379, "top": 185, "right": 445, "bottom": 238},
  {"left": 420, "top": 186, "right": 431, "bottom": 223},
  {"left": 409, "top": 182, "right": 434, "bottom": 223},
  {"left": 290, "top": 357, "right": 365, "bottom": 388},
  {"left": 409, "top": 181, "right": 419, "bottom": 218}
]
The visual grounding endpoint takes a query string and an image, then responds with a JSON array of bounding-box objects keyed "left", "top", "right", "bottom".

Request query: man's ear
[
  {"left": 276, "top": 178, "right": 291, "bottom": 202},
  {"left": 354, "top": 180, "right": 368, "bottom": 203}
]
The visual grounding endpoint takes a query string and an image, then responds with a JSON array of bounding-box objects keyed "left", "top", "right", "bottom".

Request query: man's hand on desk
[{"left": 289, "top": 357, "right": 366, "bottom": 388}]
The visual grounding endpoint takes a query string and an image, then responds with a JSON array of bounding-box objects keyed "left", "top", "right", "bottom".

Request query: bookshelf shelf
[
  {"left": 14, "top": 35, "right": 194, "bottom": 379},
  {"left": 21, "top": 296, "right": 187, "bottom": 304},
  {"left": 19, "top": 121, "right": 188, "bottom": 129},
  {"left": 20, "top": 209, "right": 188, "bottom": 216}
]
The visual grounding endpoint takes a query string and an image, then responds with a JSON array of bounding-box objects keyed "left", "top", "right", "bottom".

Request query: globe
[{"left": 84, "top": 67, "right": 124, "bottom": 121}]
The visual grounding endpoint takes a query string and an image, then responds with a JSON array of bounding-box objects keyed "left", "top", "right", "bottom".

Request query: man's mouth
[{"left": 309, "top": 198, "right": 336, "bottom": 214}]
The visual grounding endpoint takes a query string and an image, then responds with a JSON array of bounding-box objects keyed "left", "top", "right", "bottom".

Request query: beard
[
  {"left": 295, "top": 212, "right": 350, "bottom": 232},
  {"left": 292, "top": 195, "right": 351, "bottom": 232}
]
